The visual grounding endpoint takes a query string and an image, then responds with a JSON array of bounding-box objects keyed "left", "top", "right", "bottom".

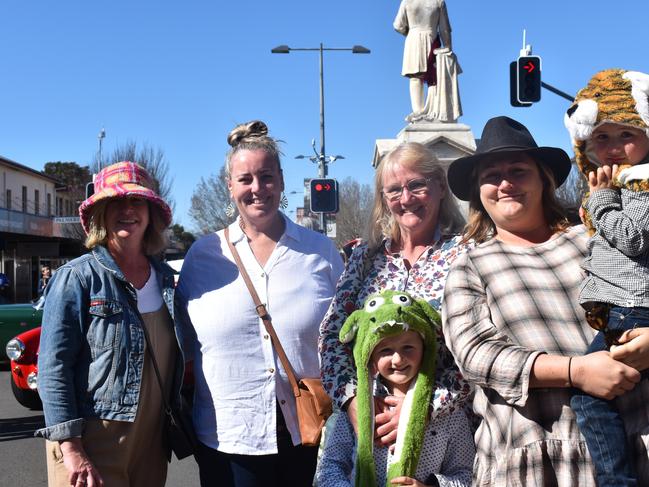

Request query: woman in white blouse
[{"left": 176, "top": 120, "right": 343, "bottom": 487}]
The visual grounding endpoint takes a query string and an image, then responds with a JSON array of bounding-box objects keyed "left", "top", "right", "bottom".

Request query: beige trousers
[{"left": 46, "top": 306, "right": 177, "bottom": 487}]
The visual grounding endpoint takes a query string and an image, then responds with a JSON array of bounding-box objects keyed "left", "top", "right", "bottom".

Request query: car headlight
[
  {"left": 6, "top": 338, "right": 25, "bottom": 361},
  {"left": 27, "top": 372, "right": 38, "bottom": 390}
]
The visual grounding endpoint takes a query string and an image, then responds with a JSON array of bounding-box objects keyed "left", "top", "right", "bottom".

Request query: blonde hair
[
  {"left": 84, "top": 199, "right": 169, "bottom": 256},
  {"left": 463, "top": 158, "right": 570, "bottom": 244},
  {"left": 224, "top": 120, "right": 283, "bottom": 179},
  {"left": 368, "top": 142, "right": 465, "bottom": 252}
]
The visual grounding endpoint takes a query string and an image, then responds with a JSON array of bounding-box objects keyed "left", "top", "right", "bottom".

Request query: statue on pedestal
[{"left": 394, "top": 0, "right": 462, "bottom": 123}]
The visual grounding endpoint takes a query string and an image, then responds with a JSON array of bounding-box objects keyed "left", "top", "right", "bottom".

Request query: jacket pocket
[
  {"left": 87, "top": 298, "right": 123, "bottom": 352},
  {"left": 86, "top": 298, "right": 124, "bottom": 402}
]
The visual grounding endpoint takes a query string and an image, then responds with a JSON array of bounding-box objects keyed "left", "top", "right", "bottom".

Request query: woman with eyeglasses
[{"left": 318, "top": 142, "right": 473, "bottom": 457}]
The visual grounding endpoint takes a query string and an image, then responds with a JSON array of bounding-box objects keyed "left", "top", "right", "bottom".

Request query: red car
[
  {"left": 6, "top": 326, "right": 42, "bottom": 409},
  {"left": 6, "top": 325, "right": 194, "bottom": 410}
]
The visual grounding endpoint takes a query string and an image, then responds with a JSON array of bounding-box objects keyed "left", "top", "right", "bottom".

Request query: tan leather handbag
[{"left": 224, "top": 227, "right": 332, "bottom": 446}]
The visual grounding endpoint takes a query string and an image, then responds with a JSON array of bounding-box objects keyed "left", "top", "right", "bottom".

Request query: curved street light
[{"left": 272, "top": 43, "right": 370, "bottom": 233}]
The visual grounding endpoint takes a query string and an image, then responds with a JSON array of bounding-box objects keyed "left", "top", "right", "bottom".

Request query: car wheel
[{"left": 10, "top": 375, "right": 42, "bottom": 410}]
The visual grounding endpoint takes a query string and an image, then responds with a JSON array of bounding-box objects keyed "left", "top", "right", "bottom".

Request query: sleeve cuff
[
  {"left": 514, "top": 351, "right": 544, "bottom": 407},
  {"left": 586, "top": 188, "right": 619, "bottom": 212},
  {"left": 35, "top": 418, "right": 85, "bottom": 441}
]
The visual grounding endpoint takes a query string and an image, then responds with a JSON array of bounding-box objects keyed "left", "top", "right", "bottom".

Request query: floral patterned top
[{"left": 319, "top": 233, "right": 473, "bottom": 417}]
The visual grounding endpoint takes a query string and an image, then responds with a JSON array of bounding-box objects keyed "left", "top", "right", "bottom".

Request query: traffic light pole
[
  {"left": 541, "top": 82, "right": 574, "bottom": 102},
  {"left": 318, "top": 43, "right": 327, "bottom": 234}
]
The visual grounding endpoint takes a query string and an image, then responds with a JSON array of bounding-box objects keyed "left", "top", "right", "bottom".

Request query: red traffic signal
[
  {"left": 516, "top": 55, "right": 542, "bottom": 103},
  {"left": 310, "top": 178, "right": 338, "bottom": 213}
]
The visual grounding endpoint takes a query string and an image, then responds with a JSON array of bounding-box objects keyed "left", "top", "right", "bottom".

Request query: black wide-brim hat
[{"left": 447, "top": 116, "right": 572, "bottom": 201}]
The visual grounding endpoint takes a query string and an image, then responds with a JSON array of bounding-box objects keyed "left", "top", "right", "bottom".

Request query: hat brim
[
  {"left": 79, "top": 183, "right": 172, "bottom": 234},
  {"left": 447, "top": 146, "right": 572, "bottom": 201}
]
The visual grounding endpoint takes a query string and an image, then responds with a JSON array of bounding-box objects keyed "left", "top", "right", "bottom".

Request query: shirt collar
[{"left": 226, "top": 212, "right": 299, "bottom": 245}]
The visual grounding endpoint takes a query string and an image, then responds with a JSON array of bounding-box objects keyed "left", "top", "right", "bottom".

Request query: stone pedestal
[
  {"left": 372, "top": 121, "right": 477, "bottom": 214},
  {"left": 372, "top": 122, "right": 476, "bottom": 168}
]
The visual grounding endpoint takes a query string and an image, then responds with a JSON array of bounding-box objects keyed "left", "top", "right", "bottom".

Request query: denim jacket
[{"left": 36, "top": 245, "right": 185, "bottom": 441}]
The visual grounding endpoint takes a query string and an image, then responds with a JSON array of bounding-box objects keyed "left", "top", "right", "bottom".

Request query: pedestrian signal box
[{"left": 310, "top": 178, "right": 339, "bottom": 213}]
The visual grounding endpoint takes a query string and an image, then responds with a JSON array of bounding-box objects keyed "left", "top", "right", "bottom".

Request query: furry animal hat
[
  {"left": 564, "top": 68, "right": 649, "bottom": 176},
  {"left": 564, "top": 69, "right": 649, "bottom": 232},
  {"left": 339, "top": 290, "right": 439, "bottom": 487}
]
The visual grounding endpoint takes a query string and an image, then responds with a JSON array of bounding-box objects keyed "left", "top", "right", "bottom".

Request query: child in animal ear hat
[
  {"left": 316, "top": 290, "right": 474, "bottom": 487},
  {"left": 564, "top": 68, "right": 649, "bottom": 487}
]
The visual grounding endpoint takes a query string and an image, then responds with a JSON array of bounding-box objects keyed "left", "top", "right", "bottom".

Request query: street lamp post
[
  {"left": 272, "top": 43, "right": 370, "bottom": 233},
  {"left": 97, "top": 127, "right": 106, "bottom": 170}
]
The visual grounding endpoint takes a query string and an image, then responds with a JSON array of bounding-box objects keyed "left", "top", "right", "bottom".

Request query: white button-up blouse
[{"left": 176, "top": 215, "right": 343, "bottom": 455}]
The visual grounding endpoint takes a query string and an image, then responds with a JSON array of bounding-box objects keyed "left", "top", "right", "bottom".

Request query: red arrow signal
[{"left": 524, "top": 61, "right": 535, "bottom": 73}]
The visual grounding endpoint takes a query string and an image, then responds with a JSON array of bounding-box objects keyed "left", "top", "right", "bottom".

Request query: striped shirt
[
  {"left": 442, "top": 225, "right": 649, "bottom": 486},
  {"left": 582, "top": 185, "right": 649, "bottom": 307}
]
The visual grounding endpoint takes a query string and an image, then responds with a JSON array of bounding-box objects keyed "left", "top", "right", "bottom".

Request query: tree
[
  {"left": 43, "top": 161, "right": 92, "bottom": 204},
  {"left": 93, "top": 140, "right": 175, "bottom": 215},
  {"left": 334, "top": 177, "right": 374, "bottom": 247},
  {"left": 43, "top": 161, "right": 92, "bottom": 240},
  {"left": 189, "top": 165, "right": 235, "bottom": 234},
  {"left": 556, "top": 163, "right": 588, "bottom": 224}
]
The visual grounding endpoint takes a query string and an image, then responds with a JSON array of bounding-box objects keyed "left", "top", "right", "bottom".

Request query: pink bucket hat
[{"left": 79, "top": 161, "right": 172, "bottom": 234}]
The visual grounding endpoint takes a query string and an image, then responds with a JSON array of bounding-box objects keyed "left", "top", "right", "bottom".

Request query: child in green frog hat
[{"left": 316, "top": 290, "right": 474, "bottom": 487}]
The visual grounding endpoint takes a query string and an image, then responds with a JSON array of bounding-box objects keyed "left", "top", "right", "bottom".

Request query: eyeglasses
[{"left": 382, "top": 177, "right": 433, "bottom": 201}]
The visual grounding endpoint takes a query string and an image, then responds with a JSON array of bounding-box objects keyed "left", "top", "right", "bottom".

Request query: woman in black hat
[{"left": 442, "top": 116, "right": 649, "bottom": 486}]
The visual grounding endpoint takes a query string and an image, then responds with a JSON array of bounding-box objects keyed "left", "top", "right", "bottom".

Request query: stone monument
[{"left": 373, "top": 0, "right": 475, "bottom": 213}]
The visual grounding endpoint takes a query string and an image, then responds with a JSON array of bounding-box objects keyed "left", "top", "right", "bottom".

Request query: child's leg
[
  {"left": 570, "top": 308, "right": 642, "bottom": 486},
  {"left": 610, "top": 307, "right": 649, "bottom": 381}
]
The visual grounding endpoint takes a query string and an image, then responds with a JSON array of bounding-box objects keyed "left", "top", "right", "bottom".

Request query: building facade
[{"left": 0, "top": 155, "right": 85, "bottom": 303}]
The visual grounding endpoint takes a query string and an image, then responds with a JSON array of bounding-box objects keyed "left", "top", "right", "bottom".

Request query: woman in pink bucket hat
[{"left": 36, "top": 161, "right": 187, "bottom": 487}]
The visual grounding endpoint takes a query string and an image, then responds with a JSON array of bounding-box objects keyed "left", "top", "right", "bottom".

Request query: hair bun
[{"left": 227, "top": 120, "right": 269, "bottom": 147}]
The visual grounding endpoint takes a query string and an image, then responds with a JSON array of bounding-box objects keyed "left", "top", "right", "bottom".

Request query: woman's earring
[
  {"left": 280, "top": 193, "right": 288, "bottom": 210},
  {"left": 225, "top": 201, "right": 236, "bottom": 218}
]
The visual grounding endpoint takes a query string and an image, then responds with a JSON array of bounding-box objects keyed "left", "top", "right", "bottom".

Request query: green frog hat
[{"left": 339, "top": 290, "right": 439, "bottom": 487}]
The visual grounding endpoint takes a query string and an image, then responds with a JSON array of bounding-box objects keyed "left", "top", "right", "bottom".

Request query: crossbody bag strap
[
  {"left": 124, "top": 289, "right": 174, "bottom": 415},
  {"left": 224, "top": 226, "right": 302, "bottom": 398}
]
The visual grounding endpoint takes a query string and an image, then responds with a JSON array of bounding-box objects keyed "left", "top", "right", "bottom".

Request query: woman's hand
[
  {"left": 374, "top": 395, "right": 404, "bottom": 448},
  {"left": 611, "top": 328, "right": 649, "bottom": 372},
  {"left": 390, "top": 476, "right": 434, "bottom": 486},
  {"left": 59, "top": 438, "right": 104, "bottom": 487},
  {"left": 572, "top": 351, "right": 640, "bottom": 400}
]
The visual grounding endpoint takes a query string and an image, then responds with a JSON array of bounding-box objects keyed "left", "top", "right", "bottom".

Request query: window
[
  {"left": 47, "top": 193, "right": 52, "bottom": 216},
  {"left": 57, "top": 197, "right": 62, "bottom": 216},
  {"left": 22, "top": 186, "right": 27, "bottom": 212},
  {"left": 6, "top": 189, "right": 11, "bottom": 210},
  {"left": 34, "top": 190, "right": 40, "bottom": 215}
]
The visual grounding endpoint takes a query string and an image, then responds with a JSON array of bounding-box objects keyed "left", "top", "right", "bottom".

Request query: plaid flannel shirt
[{"left": 442, "top": 225, "right": 649, "bottom": 486}]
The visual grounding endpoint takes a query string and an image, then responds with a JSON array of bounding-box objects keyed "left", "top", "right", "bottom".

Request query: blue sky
[{"left": 1, "top": 1, "right": 647, "bottom": 230}]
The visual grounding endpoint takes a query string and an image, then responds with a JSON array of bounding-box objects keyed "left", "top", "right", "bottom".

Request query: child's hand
[
  {"left": 588, "top": 164, "right": 619, "bottom": 192},
  {"left": 390, "top": 476, "right": 433, "bottom": 486}
]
